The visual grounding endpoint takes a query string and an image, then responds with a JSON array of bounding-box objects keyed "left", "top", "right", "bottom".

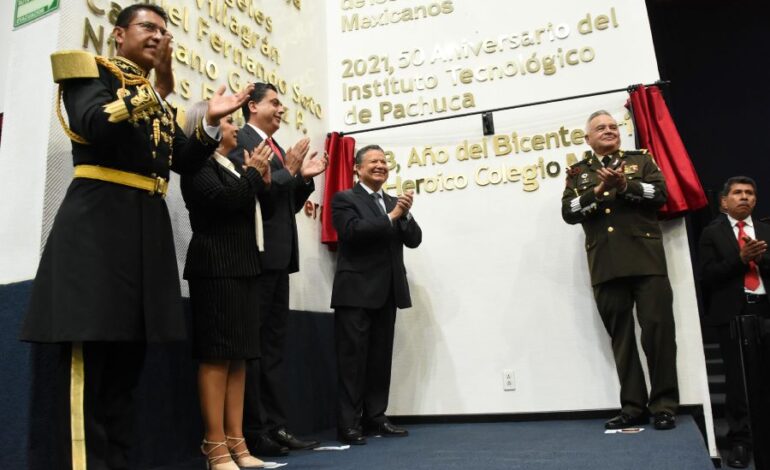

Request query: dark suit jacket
[
  {"left": 180, "top": 157, "right": 270, "bottom": 279},
  {"left": 699, "top": 213, "right": 770, "bottom": 326},
  {"left": 228, "top": 124, "right": 314, "bottom": 273},
  {"left": 330, "top": 183, "right": 422, "bottom": 309}
]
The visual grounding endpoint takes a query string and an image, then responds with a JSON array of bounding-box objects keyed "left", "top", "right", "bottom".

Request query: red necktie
[
  {"left": 737, "top": 220, "right": 761, "bottom": 291},
  {"left": 265, "top": 137, "right": 285, "bottom": 165}
]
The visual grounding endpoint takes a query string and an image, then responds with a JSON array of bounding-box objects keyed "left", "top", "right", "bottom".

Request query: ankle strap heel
[
  {"left": 226, "top": 436, "right": 265, "bottom": 468},
  {"left": 201, "top": 439, "right": 239, "bottom": 470}
]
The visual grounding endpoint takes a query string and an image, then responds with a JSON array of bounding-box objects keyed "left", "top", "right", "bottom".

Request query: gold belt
[{"left": 74, "top": 164, "right": 168, "bottom": 197}]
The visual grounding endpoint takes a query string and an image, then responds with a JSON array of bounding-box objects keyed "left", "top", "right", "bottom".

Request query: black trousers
[
  {"left": 31, "top": 342, "right": 145, "bottom": 470},
  {"left": 245, "top": 269, "right": 289, "bottom": 436},
  {"left": 593, "top": 275, "right": 679, "bottom": 416},
  {"left": 719, "top": 299, "right": 770, "bottom": 447},
  {"left": 334, "top": 295, "right": 397, "bottom": 430}
]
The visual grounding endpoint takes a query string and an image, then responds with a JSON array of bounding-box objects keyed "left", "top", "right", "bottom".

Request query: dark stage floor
[{"left": 152, "top": 416, "right": 715, "bottom": 470}]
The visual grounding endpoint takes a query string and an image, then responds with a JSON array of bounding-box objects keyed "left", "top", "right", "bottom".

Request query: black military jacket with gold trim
[
  {"left": 61, "top": 55, "right": 216, "bottom": 178},
  {"left": 21, "top": 54, "right": 220, "bottom": 343},
  {"left": 561, "top": 149, "right": 669, "bottom": 286}
]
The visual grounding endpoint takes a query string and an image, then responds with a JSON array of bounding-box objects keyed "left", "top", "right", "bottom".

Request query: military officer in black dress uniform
[
  {"left": 20, "top": 5, "right": 253, "bottom": 469},
  {"left": 561, "top": 110, "right": 679, "bottom": 431}
]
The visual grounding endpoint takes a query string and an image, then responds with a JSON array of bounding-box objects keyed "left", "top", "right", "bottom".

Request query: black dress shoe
[
  {"left": 604, "top": 413, "right": 648, "bottom": 430},
  {"left": 653, "top": 411, "right": 676, "bottom": 430},
  {"left": 726, "top": 444, "right": 749, "bottom": 468},
  {"left": 247, "top": 433, "right": 289, "bottom": 456},
  {"left": 364, "top": 421, "right": 409, "bottom": 437},
  {"left": 271, "top": 427, "right": 320, "bottom": 450},
  {"left": 337, "top": 427, "right": 366, "bottom": 445}
]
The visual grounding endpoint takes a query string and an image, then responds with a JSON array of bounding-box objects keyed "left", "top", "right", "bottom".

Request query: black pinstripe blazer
[{"left": 181, "top": 156, "right": 271, "bottom": 279}]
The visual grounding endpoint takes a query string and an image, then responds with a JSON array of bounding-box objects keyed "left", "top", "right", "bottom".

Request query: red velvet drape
[
  {"left": 627, "top": 85, "right": 707, "bottom": 219},
  {"left": 322, "top": 132, "right": 356, "bottom": 249}
]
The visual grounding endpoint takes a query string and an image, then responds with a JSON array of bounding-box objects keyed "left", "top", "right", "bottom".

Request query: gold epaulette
[
  {"left": 52, "top": 51, "right": 100, "bottom": 145},
  {"left": 51, "top": 50, "right": 98, "bottom": 83}
]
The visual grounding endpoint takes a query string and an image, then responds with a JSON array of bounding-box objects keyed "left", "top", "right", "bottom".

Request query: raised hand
[
  {"left": 300, "top": 151, "right": 329, "bottom": 179},
  {"left": 206, "top": 83, "right": 255, "bottom": 126},
  {"left": 153, "top": 33, "right": 175, "bottom": 99}
]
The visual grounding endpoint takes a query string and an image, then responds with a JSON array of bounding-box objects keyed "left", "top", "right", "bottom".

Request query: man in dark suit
[
  {"left": 699, "top": 176, "right": 770, "bottom": 468},
  {"left": 229, "top": 82, "right": 328, "bottom": 455},
  {"left": 331, "top": 144, "right": 422, "bottom": 445},
  {"left": 561, "top": 110, "right": 679, "bottom": 431}
]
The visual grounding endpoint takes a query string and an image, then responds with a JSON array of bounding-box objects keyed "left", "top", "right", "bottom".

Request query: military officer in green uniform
[
  {"left": 561, "top": 110, "right": 679, "bottom": 431},
  {"left": 20, "top": 5, "right": 254, "bottom": 469}
]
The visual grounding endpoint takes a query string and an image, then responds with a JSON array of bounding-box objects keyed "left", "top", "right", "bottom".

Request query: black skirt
[{"left": 188, "top": 277, "right": 260, "bottom": 360}]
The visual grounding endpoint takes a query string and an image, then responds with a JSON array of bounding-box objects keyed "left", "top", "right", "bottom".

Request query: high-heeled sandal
[
  {"left": 201, "top": 439, "right": 240, "bottom": 470},
  {"left": 226, "top": 436, "right": 265, "bottom": 468}
]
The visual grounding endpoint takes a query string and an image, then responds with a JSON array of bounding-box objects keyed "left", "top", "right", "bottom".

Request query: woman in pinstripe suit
[{"left": 181, "top": 101, "right": 272, "bottom": 469}]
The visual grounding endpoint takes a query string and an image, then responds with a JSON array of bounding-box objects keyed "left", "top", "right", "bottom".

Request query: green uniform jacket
[{"left": 561, "top": 149, "right": 669, "bottom": 286}]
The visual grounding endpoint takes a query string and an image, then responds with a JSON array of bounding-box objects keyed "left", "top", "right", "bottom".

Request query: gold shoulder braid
[{"left": 51, "top": 51, "right": 161, "bottom": 144}]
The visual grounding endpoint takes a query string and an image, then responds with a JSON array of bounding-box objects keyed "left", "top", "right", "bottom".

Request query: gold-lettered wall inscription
[
  {"left": 385, "top": 113, "right": 633, "bottom": 195},
  {"left": 339, "top": 7, "right": 621, "bottom": 125},
  {"left": 341, "top": 0, "right": 455, "bottom": 33},
  {"left": 81, "top": 0, "right": 324, "bottom": 133},
  {"left": 303, "top": 113, "right": 635, "bottom": 221}
]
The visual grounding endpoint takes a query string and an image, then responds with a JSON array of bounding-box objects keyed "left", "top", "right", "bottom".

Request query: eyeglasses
[{"left": 129, "top": 21, "right": 169, "bottom": 37}]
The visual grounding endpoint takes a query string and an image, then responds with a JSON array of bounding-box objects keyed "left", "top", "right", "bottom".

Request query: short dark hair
[
  {"left": 242, "top": 82, "right": 278, "bottom": 121},
  {"left": 355, "top": 144, "right": 384, "bottom": 165},
  {"left": 721, "top": 176, "right": 757, "bottom": 197},
  {"left": 115, "top": 4, "right": 169, "bottom": 28}
]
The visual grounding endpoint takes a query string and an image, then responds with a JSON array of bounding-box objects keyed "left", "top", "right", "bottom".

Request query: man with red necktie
[
  {"left": 699, "top": 176, "right": 770, "bottom": 468},
  {"left": 229, "top": 82, "right": 328, "bottom": 456}
]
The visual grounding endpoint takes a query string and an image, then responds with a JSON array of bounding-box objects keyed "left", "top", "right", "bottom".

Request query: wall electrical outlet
[{"left": 503, "top": 369, "right": 516, "bottom": 391}]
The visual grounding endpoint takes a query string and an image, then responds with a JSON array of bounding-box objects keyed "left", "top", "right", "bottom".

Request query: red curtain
[
  {"left": 627, "top": 85, "right": 707, "bottom": 219},
  {"left": 322, "top": 132, "right": 356, "bottom": 249}
]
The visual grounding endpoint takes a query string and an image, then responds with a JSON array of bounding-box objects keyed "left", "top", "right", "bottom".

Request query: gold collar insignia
[{"left": 111, "top": 56, "right": 149, "bottom": 78}]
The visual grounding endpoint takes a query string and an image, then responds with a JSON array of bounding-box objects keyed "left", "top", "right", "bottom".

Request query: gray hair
[
  {"left": 182, "top": 101, "right": 209, "bottom": 137},
  {"left": 585, "top": 109, "right": 614, "bottom": 132}
]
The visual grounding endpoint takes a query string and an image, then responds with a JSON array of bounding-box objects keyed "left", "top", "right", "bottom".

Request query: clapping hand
[
  {"left": 597, "top": 162, "right": 627, "bottom": 191},
  {"left": 389, "top": 190, "right": 414, "bottom": 220},
  {"left": 594, "top": 162, "right": 627, "bottom": 195},
  {"left": 244, "top": 141, "right": 272, "bottom": 186},
  {"left": 284, "top": 137, "right": 310, "bottom": 175},
  {"left": 153, "top": 33, "right": 175, "bottom": 99},
  {"left": 740, "top": 236, "right": 768, "bottom": 264},
  {"left": 300, "top": 151, "right": 329, "bottom": 179}
]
